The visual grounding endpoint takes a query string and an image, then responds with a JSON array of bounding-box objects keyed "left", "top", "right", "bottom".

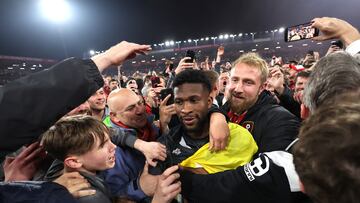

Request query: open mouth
[
  {"left": 183, "top": 116, "right": 196, "bottom": 125},
  {"left": 108, "top": 154, "right": 115, "bottom": 162}
]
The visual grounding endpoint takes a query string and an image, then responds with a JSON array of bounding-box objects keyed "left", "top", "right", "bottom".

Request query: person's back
[{"left": 42, "top": 115, "right": 116, "bottom": 203}]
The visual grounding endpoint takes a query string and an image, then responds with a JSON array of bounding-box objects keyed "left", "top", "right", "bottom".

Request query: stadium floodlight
[
  {"left": 170, "top": 41, "right": 174, "bottom": 46},
  {"left": 205, "top": 37, "right": 209, "bottom": 41},
  {"left": 89, "top": 50, "right": 95, "bottom": 55},
  {"left": 183, "top": 41, "right": 187, "bottom": 43},
  {"left": 153, "top": 44, "right": 157, "bottom": 47},
  {"left": 224, "top": 34, "right": 229, "bottom": 39},
  {"left": 219, "top": 35, "right": 224, "bottom": 39},
  {"left": 188, "top": 39, "right": 192, "bottom": 43},
  {"left": 200, "top": 38, "right": 204, "bottom": 41},
  {"left": 165, "top": 41, "right": 170, "bottom": 46},
  {"left": 40, "top": 0, "right": 71, "bottom": 23},
  {"left": 238, "top": 33, "right": 243, "bottom": 37},
  {"left": 279, "top": 27, "right": 285, "bottom": 33}
]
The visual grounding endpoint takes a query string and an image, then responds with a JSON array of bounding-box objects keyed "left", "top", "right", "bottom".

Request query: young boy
[{"left": 42, "top": 115, "right": 116, "bottom": 203}]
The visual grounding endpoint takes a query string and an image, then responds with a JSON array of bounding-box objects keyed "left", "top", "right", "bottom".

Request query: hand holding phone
[
  {"left": 285, "top": 22, "right": 319, "bottom": 42},
  {"left": 160, "top": 88, "right": 174, "bottom": 105},
  {"left": 185, "top": 50, "right": 196, "bottom": 63}
]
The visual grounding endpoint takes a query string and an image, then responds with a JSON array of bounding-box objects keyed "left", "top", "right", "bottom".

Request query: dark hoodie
[{"left": 222, "top": 90, "right": 300, "bottom": 154}]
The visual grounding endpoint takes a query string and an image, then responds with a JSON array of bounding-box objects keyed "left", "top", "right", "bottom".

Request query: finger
[
  {"left": 68, "top": 177, "right": 89, "bottom": 186},
  {"left": 23, "top": 147, "right": 45, "bottom": 164},
  {"left": 209, "top": 136, "right": 214, "bottom": 151},
  {"left": 17, "top": 142, "right": 40, "bottom": 159},
  {"left": 312, "top": 35, "right": 332, "bottom": 41},
  {"left": 162, "top": 165, "right": 179, "bottom": 177},
  {"left": 72, "top": 189, "right": 96, "bottom": 198},
  {"left": 62, "top": 172, "right": 85, "bottom": 179},
  {"left": 4, "top": 156, "right": 15, "bottom": 167},
  {"left": 160, "top": 94, "right": 171, "bottom": 106},
  {"left": 157, "top": 152, "right": 167, "bottom": 161},
  {"left": 212, "top": 141, "right": 221, "bottom": 152},
  {"left": 68, "top": 182, "right": 92, "bottom": 194},
  {"left": 161, "top": 180, "right": 181, "bottom": 194},
  {"left": 180, "top": 57, "right": 191, "bottom": 63},
  {"left": 166, "top": 186, "right": 181, "bottom": 200},
  {"left": 219, "top": 140, "right": 227, "bottom": 151},
  {"left": 147, "top": 159, "right": 158, "bottom": 167}
]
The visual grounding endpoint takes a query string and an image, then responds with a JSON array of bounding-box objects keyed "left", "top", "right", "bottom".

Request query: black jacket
[
  {"left": 149, "top": 125, "right": 209, "bottom": 175},
  {"left": 0, "top": 181, "right": 77, "bottom": 203},
  {"left": 180, "top": 91, "right": 310, "bottom": 203},
  {"left": 0, "top": 58, "right": 104, "bottom": 161},
  {"left": 277, "top": 86, "right": 301, "bottom": 118},
  {"left": 222, "top": 90, "right": 300, "bottom": 154}
]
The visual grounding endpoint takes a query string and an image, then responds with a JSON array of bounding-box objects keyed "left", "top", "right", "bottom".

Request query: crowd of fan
[{"left": 0, "top": 17, "right": 360, "bottom": 203}]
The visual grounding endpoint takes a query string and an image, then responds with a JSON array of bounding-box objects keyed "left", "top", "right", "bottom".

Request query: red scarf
[
  {"left": 111, "top": 119, "right": 157, "bottom": 142},
  {"left": 227, "top": 111, "right": 247, "bottom": 124}
]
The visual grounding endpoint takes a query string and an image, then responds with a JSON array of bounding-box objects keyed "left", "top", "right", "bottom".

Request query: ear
[
  {"left": 64, "top": 156, "right": 83, "bottom": 169},
  {"left": 208, "top": 95, "right": 213, "bottom": 108},
  {"left": 258, "top": 83, "right": 266, "bottom": 95},
  {"left": 109, "top": 112, "right": 118, "bottom": 122},
  {"left": 300, "top": 104, "right": 310, "bottom": 120}
]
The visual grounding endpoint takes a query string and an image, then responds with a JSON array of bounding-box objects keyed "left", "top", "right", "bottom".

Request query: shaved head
[{"left": 107, "top": 88, "right": 147, "bottom": 129}]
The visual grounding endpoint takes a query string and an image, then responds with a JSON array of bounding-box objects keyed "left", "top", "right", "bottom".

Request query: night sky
[{"left": 0, "top": 0, "right": 359, "bottom": 59}]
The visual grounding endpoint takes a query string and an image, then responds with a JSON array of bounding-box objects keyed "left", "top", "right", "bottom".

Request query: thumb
[
  {"left": 147, "top": 158, "right": 158, "bottom": 167},
  {"left": 312, "top": 35, "right": 331, "bottom": 41}
]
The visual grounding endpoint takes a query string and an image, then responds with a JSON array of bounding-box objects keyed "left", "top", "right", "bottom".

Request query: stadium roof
[{"left": 0, "top": 0, "right": 359, "bottom": 60}]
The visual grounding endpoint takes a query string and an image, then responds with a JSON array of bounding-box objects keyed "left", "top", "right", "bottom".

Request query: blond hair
[{"left": 232, "top": 53, "right": 269, "bottom": 84}]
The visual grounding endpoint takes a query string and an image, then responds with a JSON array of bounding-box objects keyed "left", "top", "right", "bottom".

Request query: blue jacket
[{"left": 100, "top": 118, "right": 159, "bottom": 202}]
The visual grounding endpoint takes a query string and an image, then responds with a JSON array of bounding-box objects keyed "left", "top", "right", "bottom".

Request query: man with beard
[
  {"left": 225, "top": 52, "right": 300, "bottom": 153},
  {"left": 149, "top": 69, "right": 258, "bottom": 178}
]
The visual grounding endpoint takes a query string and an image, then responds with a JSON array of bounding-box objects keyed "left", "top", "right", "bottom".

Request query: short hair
[
  {"left": 293, "top": 91, "right": 360, "bottom": 203},
  {"left": 303, "top": 52, "right": 360, "bottom": 112},
  {"left": 203, "top": 70, "right": 219, "bottom": 89},
  {"left": 173, "top": 69, "right": 211, "bottom": 93},
  {"left": 42, "top": 115, "right": 109, "bottom": 161},
  {"left": 295, "top": 70, "right": 311, "bottom": 83},
  {"left": 232, "top": 52, "right": 269, "bottom": 84},
  {"left": 109, "top": 78, "right": 118, "bottom": 83}
]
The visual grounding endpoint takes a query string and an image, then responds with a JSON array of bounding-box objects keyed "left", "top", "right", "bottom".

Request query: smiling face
[
  {"left": 174, "top": 83, "right": 212, "bottom": 136},
  {"left": 88, "top": 88, "right": 106, "bottom": 111},
  {"left": 109, "top": 89, "right": 147, "bottom": 129},
  {"left": 227, "top": 63, "right": 264, "bottom": 114}
]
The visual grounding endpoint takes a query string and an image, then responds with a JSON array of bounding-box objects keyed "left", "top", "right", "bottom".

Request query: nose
[
  {"left": 232, "top": 82, "right": 244, "bottom": 94},
  {"left": 181, "top": 101, "right": 192, "bottom": 114},
  {"left": 109, "top": 141, "right": 116, "bottom": 152}
]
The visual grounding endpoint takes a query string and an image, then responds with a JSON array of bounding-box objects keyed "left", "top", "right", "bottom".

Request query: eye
[{"left": 174, "top": 100, "right": 183, "bottom": 105}]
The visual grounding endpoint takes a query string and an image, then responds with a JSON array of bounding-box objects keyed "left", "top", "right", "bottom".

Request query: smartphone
[
  {"left": 331, "top": 40, "right": 344, "bottom": 49},
  {"left": 185, "top": 50, "right": 196, "bottom": 63},
  {"left": 151, "top": 76, "right": 160, "bottom": 88},
  {"left": 160, "top": 88, "right": 174, "bottom": 105},
  {"left": 285, "top": 22, "right": 319, "bottom": 42}
]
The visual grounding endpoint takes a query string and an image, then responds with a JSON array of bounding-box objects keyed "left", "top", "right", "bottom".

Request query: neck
[
  {"left": 91, "top": 109, "right": 104, "bottom": 121},
  {"left": 64, "top": 165, "right": 96, "bottom": 176},
  {"left": 187, "top": 122, "right": 209, "bottom": 140}
]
